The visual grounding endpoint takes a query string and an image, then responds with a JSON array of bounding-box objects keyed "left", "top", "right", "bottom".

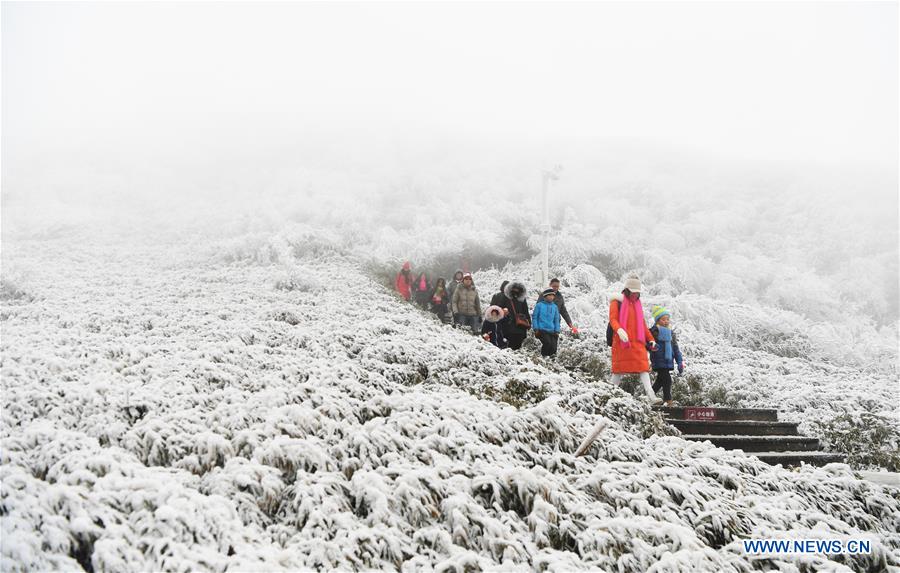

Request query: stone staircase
[{"left": 654, "top": 406, "right": 846, "bottom": 467}]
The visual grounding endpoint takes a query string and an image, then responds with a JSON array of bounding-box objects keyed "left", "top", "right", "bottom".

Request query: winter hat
[
  {"left": 541, "top": 288, "right": 556, "bottom": 298},
  {"left": 484, "top": 305, "right": 504, "bottom": 322},
  {"left": 402, "top": 261, "right": 411, "bottom": 271},
  {"left": 624, "top": 275, "right": 642, "bottom": 293},
  {"left": 463, "top": 273, "right": 473, "bottom": 280},
  {"left": 651, "top": 305, "right": 670, "bottom": 323}
]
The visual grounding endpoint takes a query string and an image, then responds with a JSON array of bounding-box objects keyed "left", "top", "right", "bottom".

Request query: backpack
[{"left": 605, "top": 300, "right": 620, "bottom": 347}]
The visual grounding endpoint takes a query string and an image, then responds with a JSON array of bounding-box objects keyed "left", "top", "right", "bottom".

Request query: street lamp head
[{"left": 544, "top": 165, "right": 563, "bottom": 181}]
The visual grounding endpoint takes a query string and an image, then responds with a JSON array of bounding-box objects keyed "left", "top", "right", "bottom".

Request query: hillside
[{"left": 2, "top": 223, "right": 898, "bottom": 571}]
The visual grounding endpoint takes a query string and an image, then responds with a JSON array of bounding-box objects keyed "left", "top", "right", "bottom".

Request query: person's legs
[
  {"left": 463, "top": 315, "right": 479, "bottom": 334},
  {"left": 610, "top": 373, "right": 623, "bottom": 386},
  {"left": 639, "top": 372, "right": 654, "bottom": 399},
  {"left": 547, "top": 332, "right": 559, "bottom": 356},
  {"left": 657, "top": 369, "right": 673, "bottom": 401},
  {"left": 652, "top": 370, "right": 663, "bottom": 394},
  {"left": 507, "top": 333, "right": 525, "bottom": 350},
  {"left": 538, "top": 332, "right": 552, "bottom": 356}
]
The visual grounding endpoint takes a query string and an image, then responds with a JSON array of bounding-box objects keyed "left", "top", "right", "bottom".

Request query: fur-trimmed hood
[
  {"left": 610, "top": 292, "right": 624, "bottom": 303},
  {"left": 504, "top": 281, "right": 527, "bottom": 302},
  {"left": 483, "top": 305, "right": 505, "bottom": 322}
]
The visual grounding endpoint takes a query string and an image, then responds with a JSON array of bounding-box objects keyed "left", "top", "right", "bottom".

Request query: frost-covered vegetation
[
  {"left": 2, "top": 153, "right": 898, "bottom": 570},
  {"left": 0, "top": 234, "right": 897, "bottom": 570}
]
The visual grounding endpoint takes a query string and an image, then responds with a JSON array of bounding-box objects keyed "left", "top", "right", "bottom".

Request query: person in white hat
[{"left": 609, "top": 274, "right": 657, "bottom": 399}]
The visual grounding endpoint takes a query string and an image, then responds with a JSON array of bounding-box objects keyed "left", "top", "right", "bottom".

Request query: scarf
[
  {"left": 655, "top": 326, "right": 673, "bottom": 363},
  {"left": 618, "top": 295, "right": 646, "bottom": 348}
]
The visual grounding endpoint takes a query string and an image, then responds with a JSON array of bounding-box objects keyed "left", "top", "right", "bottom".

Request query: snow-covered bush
[{"left": 812, "top": 412, "right": 900, "bottom": 472}]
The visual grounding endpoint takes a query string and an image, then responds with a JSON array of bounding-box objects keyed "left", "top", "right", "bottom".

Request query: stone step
[
  {"left": 753, "top": 451, "right": 846, "bottom": 467},
  {"left": 683, "top": 434, "right": 820, "bottom": 452},
  {"left": 654, "top": 406, "right": 779, "bottom": 422},
  {"left": 670, "top": 420, "right": 799, "bottom": 436}
]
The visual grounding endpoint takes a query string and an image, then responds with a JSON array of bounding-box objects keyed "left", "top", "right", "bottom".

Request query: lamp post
[{"left": 540, "top": 166, "right": 562, "bottom": 288}]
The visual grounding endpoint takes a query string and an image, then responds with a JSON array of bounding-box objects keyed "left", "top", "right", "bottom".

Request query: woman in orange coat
[{"left": 609, "top": 275, "right": 657, "bottom": 400}]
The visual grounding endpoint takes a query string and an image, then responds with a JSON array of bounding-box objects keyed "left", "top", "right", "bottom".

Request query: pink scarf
[
  {"left": 618, "top": 295, "right": 646, "bottom": 348},
  {"left": 418, "top": 277, "right": 426, "bottom": 290}
]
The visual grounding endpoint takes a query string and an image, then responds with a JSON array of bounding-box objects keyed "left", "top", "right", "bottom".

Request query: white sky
[{"left": 2, "top": 1, "right": 898, "bottom": 176}]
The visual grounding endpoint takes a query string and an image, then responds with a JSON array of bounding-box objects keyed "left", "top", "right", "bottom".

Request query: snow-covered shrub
[
  {"left": 273, "top": 268, "right": 322, "bottom": 293},
  {"left": 0, "top": 278, "right": 33, "bottom": 303},
  {"left": 671, "top": 372, "right": 742, "bottom": 408},
  {"left": 812, "top": 412, "right": 900, "bottom": 472}
]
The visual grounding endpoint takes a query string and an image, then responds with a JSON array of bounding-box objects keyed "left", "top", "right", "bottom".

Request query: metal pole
[{"left": 541, "top": 172, "right": 550, "bottom": 288}]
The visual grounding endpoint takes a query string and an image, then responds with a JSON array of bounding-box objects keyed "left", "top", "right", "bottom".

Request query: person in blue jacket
[
  {"left": 649, "top": 305, "right": 685, "bottom": 406},
  {"left": 532, "top": 288, "right": 561, "bottom": 357}
]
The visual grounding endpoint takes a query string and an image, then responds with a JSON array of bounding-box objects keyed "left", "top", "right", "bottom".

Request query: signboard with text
[{"left": 684, "top": 407, "right": 717, "bottom": 421}]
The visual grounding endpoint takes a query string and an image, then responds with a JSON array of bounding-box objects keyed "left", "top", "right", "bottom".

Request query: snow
[{"left": 2, "top": 217, "right": 898, "bottom": 571}]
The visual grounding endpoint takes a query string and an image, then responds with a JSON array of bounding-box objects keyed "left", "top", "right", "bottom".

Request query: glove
[
  {"left": 648, "top": 341, "right": 658, "bottom": 352},
  {"left": 616, "top": 328, "right": 629, "bottom": 343},
  {"left": 570, "top": 326, "right": 579, "bottom": 335},
  {"left": 677, "top": 362, "right": 684, "bottom": 375},
  {"left": 534, "top": 330, "right": 542, "bottom": 338}
]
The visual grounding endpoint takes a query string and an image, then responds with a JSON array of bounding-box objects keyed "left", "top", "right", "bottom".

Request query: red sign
[{"left": 685, "top": 407, "right": 717, "bottom": 421}]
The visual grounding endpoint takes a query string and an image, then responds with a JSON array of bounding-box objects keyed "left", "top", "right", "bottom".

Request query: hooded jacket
[
  {"left": 503, "top": 281, "right": 531, "bottom": 334},
  {"left": 481, "top": 305, "right": 507, "bottom": 348},
  {"left": 535, "top": 289, "right": 572, "bottom": 327},
  {"left": 532, "top": 298, "right": 561, "bottom": 333}
]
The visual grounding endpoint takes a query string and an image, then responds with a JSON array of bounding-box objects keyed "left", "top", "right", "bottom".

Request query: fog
[{"left": 3, "top": 2, "right": 898, "bottom": 223}]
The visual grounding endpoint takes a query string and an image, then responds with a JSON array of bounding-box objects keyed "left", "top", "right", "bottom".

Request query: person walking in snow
[
  {"left": 536, "top": 278, "right": 578, "bottom": 335},
  {"left": 532, "top": 288, "right": 562, "bottom": 357},
  {"left": 448, "top": 269, "right": 464, "bottom": 323},
  {"left": 451, "top": 273, "right": 482, "bottom": 333},
  {"left": 503, "top": 281, "right": 531, "bottom": 350},
  {"left": 609, "top": 275, "right": 658, "bottom": 400},
  {"left": 395, "top": 262, "right": 414, "bottom": 301},
  {"left": 430, "top": 278, "right": 450, "bottom": 322},
  {"left": 481, "top": 305, "right": 508, "bottom": 348},
  {"left": 491, "top": 280, "right": 510, "bottom": 307},
  {"left": 649, "top": 305, "right": 684, "bottom": 406},
  {"left": 412, "top": 271, "right": 430, "bottom": 308}
]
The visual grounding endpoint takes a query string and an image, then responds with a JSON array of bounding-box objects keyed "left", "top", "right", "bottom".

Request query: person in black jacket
[
  {"left": 490, "top": 280, "right": 509, "bottom": 307},
  {"left": 430, "top": 278, "right": 450, "bottom": 323},
  {"left": 413, "top": 272, "right": 430, "bottom": 309},
  {"left": 481, "top": 305, "right": 508, "bottom": 348},
  {"left": 535, "top": 278, "right": 578, "bottom": 334},
  {"left": 503, "top": 281, "right": 531, "bottom": 350}
]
